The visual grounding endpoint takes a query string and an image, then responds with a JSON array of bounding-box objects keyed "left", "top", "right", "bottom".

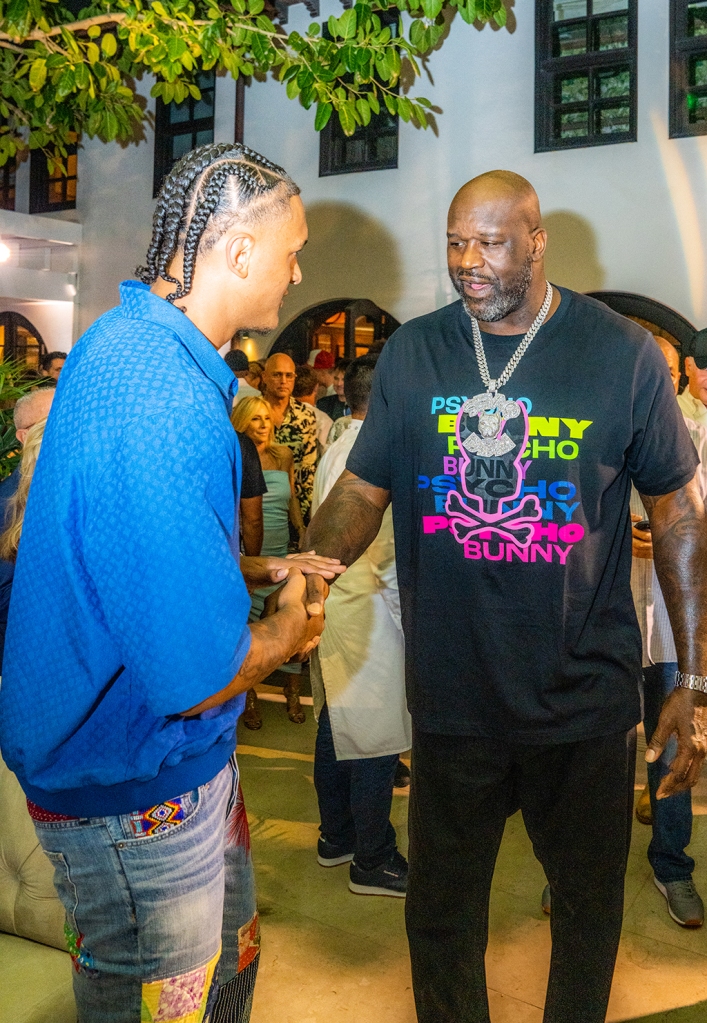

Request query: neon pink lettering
[
  {"left": 530, "top": 543, "right": 553, "bottom": 563},
  {"left": 483, "top": 542, "right": 505, "bottom": 561},
  {"left": 558, "top": 523, "right": 585, "bottom": 543},
  {"left": 423, "top": 515, "right": 449, "bottom": 534},
  {"left": 554, "top": 544, "right": 574, "bottom": 564},
  {"left": 532, "top": 521, "right": 558, "bottom": 542},
  {"left": 443, "top": 457, "right": 458, "bottom": 474},
  {"left": 506, "top": 544, "right": 529, "bottom": 562},
  {"left": 464, "top": 541, "right": 482, "bottom": 559}
]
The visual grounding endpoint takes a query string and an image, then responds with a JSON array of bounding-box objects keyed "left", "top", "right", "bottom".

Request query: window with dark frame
[
  {"left": 535, "top": 0, "right": 637, "bottom": 153},
  {"left": 153, "top": 71, "right": 216, "bottom": 197},
  {"left": 319, "top": 13, "right": 398, "bottom": 177},
  {"left": 0, "top": 158, "right": 15, "bottom": 211},
  {"left": 29, "top": 139, "right": 78, "bottom": 214},
  {"left": 670, "top": 1, "right": 707, "bottom": 137}
]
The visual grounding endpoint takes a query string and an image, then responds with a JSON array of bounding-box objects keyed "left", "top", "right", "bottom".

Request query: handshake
[{"left": 242, "top": 551, "right": 346, "bottom": 662}]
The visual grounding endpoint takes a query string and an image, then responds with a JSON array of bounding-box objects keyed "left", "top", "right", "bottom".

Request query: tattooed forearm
[
  {"left": 181, "top": 606, "right": 307, "bottom": 715},
  {"left": 305, "top": 470, "right": 391, "bottom": 567},
  {"left": 642, "top": 476, "right": 707, "bottom": 674}
]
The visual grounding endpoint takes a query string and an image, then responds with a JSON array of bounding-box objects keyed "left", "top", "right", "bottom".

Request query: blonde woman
[
  {"left": 231, "top": 396, "right": 307, "bottom": 727},
  {"left": 0, "top": 388, "right": 54, "bottom": 669}
]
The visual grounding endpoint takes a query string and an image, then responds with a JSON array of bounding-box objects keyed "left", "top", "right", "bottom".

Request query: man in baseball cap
[{"left": 678, "top": 328, "right": 707, "bottom": 429}]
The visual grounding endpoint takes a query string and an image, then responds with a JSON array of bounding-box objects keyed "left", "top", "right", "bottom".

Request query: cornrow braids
[{"left": 136, "top": 142, "right": 300, "bottom": 304}]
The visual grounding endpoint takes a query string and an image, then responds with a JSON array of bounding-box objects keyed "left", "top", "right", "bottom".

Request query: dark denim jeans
[
  {"left": 313, "top": 703, "right": 399, "bottom": 871},
  {"left": 643, "top": 661, "right": 695, "bottom": 883}
]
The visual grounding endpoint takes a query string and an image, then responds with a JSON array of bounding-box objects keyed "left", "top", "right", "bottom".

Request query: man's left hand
[{"left": 646, "top": 686, "right": 707, "bottom": 797}]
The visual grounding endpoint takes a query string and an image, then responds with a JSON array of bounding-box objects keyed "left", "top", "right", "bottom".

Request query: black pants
[{"left": 406, "top": 727, "right": 636, "bottom": 1023}]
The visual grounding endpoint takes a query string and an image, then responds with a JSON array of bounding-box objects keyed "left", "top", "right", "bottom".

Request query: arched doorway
[
  {"left": 0, "top": 312, "right": 48, "bottom": 372},
  {"left": 587, "top": 291, "right": 696, "bottom": 357},
  {"left": 269, "top": 299, "right": 401, "bottom": 365}
]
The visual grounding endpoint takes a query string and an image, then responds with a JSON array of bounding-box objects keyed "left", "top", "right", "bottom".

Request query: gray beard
[{"left": 450, "top": 255, "right": 534, "bottom": 324}]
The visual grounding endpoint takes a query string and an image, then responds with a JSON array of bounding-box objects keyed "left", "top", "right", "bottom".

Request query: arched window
[{"left": 0, "top": 313, "right": 48, "bottom": 372}]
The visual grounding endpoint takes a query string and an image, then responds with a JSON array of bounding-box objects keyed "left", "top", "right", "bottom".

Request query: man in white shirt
[
  {"left": 631, "top": 334, "right": 707, "bottom": 927},
  {"left": 227, "top": 349, "right": 262, "bottom": 404},
  {"left": 310, "top": 355, "right": 411, "bottom": 898},
  {"left": 678, "top": 328, "right": 707, "bottom": 429}
]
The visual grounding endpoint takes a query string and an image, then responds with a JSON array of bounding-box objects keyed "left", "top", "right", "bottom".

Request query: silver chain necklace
[
  {"left": 467, "top": 280, "right": 553, "bottom": 396},
  {"left": 459, "top": 281, "right": 553, "bottom": 458}
]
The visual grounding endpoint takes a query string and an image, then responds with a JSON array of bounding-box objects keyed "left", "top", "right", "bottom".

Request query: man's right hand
[{"left": 276, "top": 568, "right": 324, "bottom": 659}]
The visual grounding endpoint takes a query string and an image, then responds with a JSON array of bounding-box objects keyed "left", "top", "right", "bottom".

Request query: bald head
[
  {"left": 654, "top": 335, "right": 680, "bottom": 395},
  {"left": 262, "top": 352, "right": 296, "bottom": 403},
  {"left": 450, "top": 171, "right": 541, "bottom": 232},
  {"left": 14, "top": 387, "right": 55, "bottom": 445},
  {"left": 447, "top": 170, "right": 548, "bottom": 327}
]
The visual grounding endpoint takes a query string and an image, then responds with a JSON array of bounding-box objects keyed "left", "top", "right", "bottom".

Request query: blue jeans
[
  {"left": 314, "top": 703, "right": 399, "bottom": 870},
  {"left": 643, "top": 662, "right": 695, "bottom": 883},
  {"left": 33, "top": 756, "right": 259, "bottom": 1023}
]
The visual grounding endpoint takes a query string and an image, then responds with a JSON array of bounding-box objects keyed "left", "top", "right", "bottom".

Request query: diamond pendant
[{"left": 461, "top": 390, "right": 522, "bottom": 458}]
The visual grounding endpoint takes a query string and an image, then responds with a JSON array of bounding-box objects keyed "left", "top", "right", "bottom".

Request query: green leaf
[
  {"left": 101, "top": 33, "right": 118, "bottom": 56},
  {"left": 368, "top": 90, "right": 380, "bottom": 114},
  {"left": 420, "top": 0, "right": 443, "bottom": 18},
  {"left": 327, "top": 14, "right": 340, "bottom": 38},
  {"left": 339, "top": 8, "right": 357, "bottom": 40},
  {"left": 28, "top": 59, "right": 46, "bottom": 92},
  {"left": 306, "top": 22, "right": 320, "bottom": 36},
  {"left": 152, "top": 0, "right": 168, "bottom": 15},
  {"left": 87, "top": 24, "right": 101, "bottom": 38},
  {"left": 86, "top": 42, "right": 100, "bottom": 64},
  {"left": 356, "top": 96, "right": 371, "bottom": 126},
  {"left": 493, "top": 4, "right": 507, "bottom": 26},
  {"left": 339, "top": 100, "right": 357, "bottom": 135},
  {"left": 314, "top": 101, "right": 332, "bottom": 131},
  {"left": 286, "top": 76, "right": 299, "bottom": 99},
  {"left": 383, "top": 90, "right": 397, "bottom": 115}
]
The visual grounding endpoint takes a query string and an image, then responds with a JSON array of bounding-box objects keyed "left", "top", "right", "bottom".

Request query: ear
[
  {"left": 685, "top": 356, "right": 696, "bottom": 375},
  {"left": 531, "top": 228, "right": 547, "bottom": 261},
  {"left": 15, "top": 427, "right": 28, "bottom": 446},
  {"left": 225, "top": 231, "right": 255, "bottom": 280}
]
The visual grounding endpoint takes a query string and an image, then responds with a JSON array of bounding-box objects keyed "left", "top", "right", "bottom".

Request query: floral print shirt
[{"left": 274, "top": 398, "right": 318, "bottom": 520}]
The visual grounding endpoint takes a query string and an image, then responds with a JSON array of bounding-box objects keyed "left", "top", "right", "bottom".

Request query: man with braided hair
[{"left": 0, "top": 143, "right": 344, "bottom": 1023}]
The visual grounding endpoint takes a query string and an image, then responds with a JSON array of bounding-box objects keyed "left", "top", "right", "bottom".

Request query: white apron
[{"left": 309, "top": 420, "right": 411, "bottom": 760}]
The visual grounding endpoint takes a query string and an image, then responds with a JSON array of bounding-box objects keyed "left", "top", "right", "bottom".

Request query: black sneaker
[
  {"left": 317, "top": 835, "right": 355, "bottom": 867},
  {"left": 349, "top": 850, "right": 408, "bottom": 898},
  {"left": 394, "top": 760, "right": 411, "bottom": 788}
]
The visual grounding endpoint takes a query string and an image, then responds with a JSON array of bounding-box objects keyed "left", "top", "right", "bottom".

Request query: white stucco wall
[{"left": 67, "top": 0, "right": 707, "bottom": 347}]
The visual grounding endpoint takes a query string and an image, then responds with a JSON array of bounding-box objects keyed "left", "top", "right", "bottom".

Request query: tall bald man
[
  {"left": 261, "top": 352, "right": 318, "bottom": 520},
  {"left": 304, "top": 171, "right": 707, "bottom": 1022}
]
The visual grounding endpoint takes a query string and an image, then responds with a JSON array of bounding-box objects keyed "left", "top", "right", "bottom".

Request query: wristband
[{"left": 675, "top": 671, "right": 707, "bottom": 694}]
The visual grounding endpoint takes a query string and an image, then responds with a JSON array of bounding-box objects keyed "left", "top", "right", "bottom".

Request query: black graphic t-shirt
[{"left": 347, "top": 288, "right": 699, "bottom": 743}]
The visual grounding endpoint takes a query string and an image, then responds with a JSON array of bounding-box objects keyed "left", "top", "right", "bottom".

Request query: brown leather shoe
[
  {"left": 283, "top": 676, "right": 305, "bottom": 724},
  {"left": 242, "top": 688, "right": 262, "bottom": 730},
  {"left": 636, "top": 783, "right": 652, "bottom": 825}
]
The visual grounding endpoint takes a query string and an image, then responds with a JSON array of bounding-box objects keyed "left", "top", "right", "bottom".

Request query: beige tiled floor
[{"left": 239, "top": 697, "right": 707, "bottom": 1023}]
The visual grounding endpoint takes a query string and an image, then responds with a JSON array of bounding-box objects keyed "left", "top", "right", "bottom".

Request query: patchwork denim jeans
[{"left": 32, "top": 755, "right": 259, "bottom": 1023}]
